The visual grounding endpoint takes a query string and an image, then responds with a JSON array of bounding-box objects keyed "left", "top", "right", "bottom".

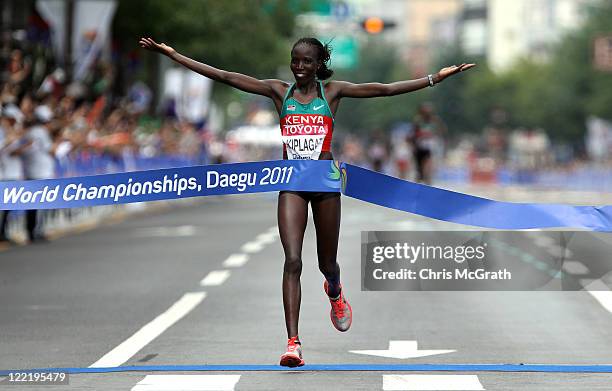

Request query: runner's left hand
[{"left": 437, "top": 63, "right": 476, "bottom": 81}]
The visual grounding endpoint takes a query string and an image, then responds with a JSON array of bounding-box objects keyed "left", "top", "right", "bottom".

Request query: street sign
[
  {"left": 332, "top": 0, "right": 350, "bottom": 21},
  {"left": 320, "top": 35, "right": 359, "bottom": 70}
]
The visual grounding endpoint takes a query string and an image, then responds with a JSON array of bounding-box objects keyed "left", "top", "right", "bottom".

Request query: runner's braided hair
[{"left": 293, "top": 37, "right": 334, "bottom": 80}]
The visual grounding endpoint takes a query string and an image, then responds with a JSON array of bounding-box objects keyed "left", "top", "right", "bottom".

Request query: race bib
[{"left": 281, "top": 114, "right": 332, "bottom": 160}]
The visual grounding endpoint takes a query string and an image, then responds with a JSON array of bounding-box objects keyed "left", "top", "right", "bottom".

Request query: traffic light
[{"left": 361, "top": 17, "right": 396, "bottom": 34}]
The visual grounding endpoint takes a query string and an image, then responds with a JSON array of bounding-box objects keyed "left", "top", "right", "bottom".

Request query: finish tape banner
[
  {"left": 0, "top": 160, "right": 340, "bottom": 210},
  {"left": 341, "top": 164, "right": 612, "bottom": 231},
  {"left": 1, "top": 160, "right": 611, "bottom": 231}
]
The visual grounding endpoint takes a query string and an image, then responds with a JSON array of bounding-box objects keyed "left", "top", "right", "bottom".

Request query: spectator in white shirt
[
  {"left": 0, "top": 104, "right": 25, "bottom": 243},
  {"left": 20, "top": 105, "right": 55, "bottom": 242}
]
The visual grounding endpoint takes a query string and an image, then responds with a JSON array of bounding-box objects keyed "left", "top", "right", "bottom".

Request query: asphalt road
[{"left": 1, "top": 191, "right": 612, "bottom": 390}]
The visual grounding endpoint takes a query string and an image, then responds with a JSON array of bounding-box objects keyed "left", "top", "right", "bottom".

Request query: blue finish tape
[
  {"left": 341, "top": 163, "right": 612, "bottom": 231},
  {"left": 0, "top": 160, "right": 340, "bottom": 210},
  {"left": 1, "top": 160, "right": 611, "bottom": 231}
]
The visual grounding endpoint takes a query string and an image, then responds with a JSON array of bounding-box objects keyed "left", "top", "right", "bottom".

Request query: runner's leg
[
  {"left": 312, "top": 193, "right": 341, "bottom": 298},
  {"left": 278, "top": 191, "right": 308, "bottom": 339}
]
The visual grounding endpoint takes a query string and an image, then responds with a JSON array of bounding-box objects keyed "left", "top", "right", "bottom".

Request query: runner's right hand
[{"left": 139, "top": 37, "right": 175, "bottom": 56}]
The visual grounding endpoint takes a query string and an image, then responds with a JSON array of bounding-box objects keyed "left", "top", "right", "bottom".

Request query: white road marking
[
  {"left": 581, "top": 279, "right": 612, "bottom": 314},
  {"left": 256, "top": 232, "right": 277, "bottom": 244},
  {"left": 222, "top": 253, "right": 249, "bottom": 268},
  {"left": 240, "top": 228, "right": 279, "bottom": 253},
  {"left": 241, "top": 241, "right": 265, "bottom": 253},
  {"left": 383, "top": 374, "right": 484, "bottom": 390},
  {"left": 533, "top": 236, "right": 555, "bottom": 247},
  {"left": 200, "top": 270, "right": 231, "bottom": 286},
  {"left": 385, "top": 221, "right": 418, "bottom": 230},
  {"left": 90, "top": 292, "right": 206, "bottom": 368},
  {"left": 25, "top": 304, "right": 68, "bottom": 310},
  {"left": 350, "top": 341, "right": 455, "bottom": 359},
  {"left": 545, "top": 244, "right": 571, "bottom": 258},
  {"left": 132, "top": 375, "right": 240, "bottom": 391},
  {"left": 562, "top": 260, "right": 589, "bottom": 275},
  {"left": 133, "top": 225, "right": 197, "bottom": 237}
]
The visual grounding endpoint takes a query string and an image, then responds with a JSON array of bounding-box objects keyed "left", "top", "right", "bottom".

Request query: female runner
[{"left": 139, "top": 36, "right": 474, "bottom": 367}]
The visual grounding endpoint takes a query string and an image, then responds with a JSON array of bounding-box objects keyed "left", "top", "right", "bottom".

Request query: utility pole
[
  {"left": 1, "top": 0, "right": 14, "bottom": 68},
  {"left": 1, "top": 0, "right": 13, "bottom": 35}
]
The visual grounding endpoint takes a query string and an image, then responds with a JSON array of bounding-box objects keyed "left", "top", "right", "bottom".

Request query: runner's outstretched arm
[
  {"left": 138, "top": 37, "right": 285, "bottom": 100},
  {"left": 328, "top": 63, "right": 476, "bottom": 99}
]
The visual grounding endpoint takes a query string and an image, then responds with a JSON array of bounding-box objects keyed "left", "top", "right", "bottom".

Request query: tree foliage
[
  {"left": 333, "top": 39, "right": 428, "bottom": 133},
  {"left": 438, "top": 1, "right": 612, "bottom": 141},
  {"left": 112, "top": 0, "right": 298, "bottom": 89}
]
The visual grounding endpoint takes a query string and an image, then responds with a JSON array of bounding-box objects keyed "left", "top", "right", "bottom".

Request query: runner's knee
[{"left": 284, "top": 256, "right": 303, "bottom": 275}]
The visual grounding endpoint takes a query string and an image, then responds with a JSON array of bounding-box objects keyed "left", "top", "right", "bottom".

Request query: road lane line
[
  {"left": 589, "top": 290, "right": 612, "bottom": 313},
  {"left": 200, "top": 270, "right": 231, "bottom": 286},
  {"left": 133, "top": 225, "right": 197, "bottom": 238},
  {"left": 383, "top": 374, "right": 484, "bottom": 390},
  {"left": 89, "top": 292, "right": 206, "bottom": 368},
  {"left": 241, "top": 241, "right": 265, "bottom": 253},
  {"left": 222, "top": 254, "right": 249, "bottom": 268},
  {"left": 581, "top": 279, "right": 612, "bottom": 314},
  {"left": 132, "top": 375, "right": 240, "bottom": 391},
  {"left": 240, "top": 228, "right": 280, "bottom": 253},
  {"left": 562, "top": 260, "right": 589, "bottom": 275},
  {"left": 255, "top": 232, "right": 277, "bottom": 244}
]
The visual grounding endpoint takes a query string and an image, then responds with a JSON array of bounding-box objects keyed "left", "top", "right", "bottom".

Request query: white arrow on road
[{"left": 350, "top": 340, "right": 455, "bottom": 359}]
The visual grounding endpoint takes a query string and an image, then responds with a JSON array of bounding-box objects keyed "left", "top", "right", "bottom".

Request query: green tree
[
  {"left": 429, "top": 45, "right": 483, "bottom": 135},
  {"left": 332, "top": 40, "right": 429, "bottom": 134},
  {"left": 546, "top": 1, "right": 612, "bottom": 139},
  {"left": 433, "top": 0, "right": 612, "bottom": 142},
  {"left": 112, "top": 0, "right": 298, "bottom": 102},
  {"left": 459, "top": 1, "right": 612, "bottom": 141},
  {"left": 460, "top": 59, "right": 551, "bottom": 134}
]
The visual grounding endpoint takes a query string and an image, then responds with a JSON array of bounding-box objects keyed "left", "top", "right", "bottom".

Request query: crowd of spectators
[
  {"left": 334, "top": 104, "right": 610, "bottom": 190},
  {"left": 0, "top": 41, "right": 208, "bottom": 243}
]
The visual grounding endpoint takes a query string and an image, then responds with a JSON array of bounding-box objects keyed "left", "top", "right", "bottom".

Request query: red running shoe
[
  {"left": 279, "top": 336, "right": 304, "bottom": 367},
  {"left": 324, "top": 281, "right": 352, "bottom": 332}
]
